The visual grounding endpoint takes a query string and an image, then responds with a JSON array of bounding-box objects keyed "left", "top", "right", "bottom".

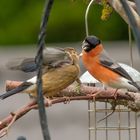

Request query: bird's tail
[
  {"left": 130, "top": 81, "right": 140, "bottom": 91},
  {"left": 0, "top": 82, "right": 32, "bottom": 100},
  {"left": 135, "top": 83, "right": 140, "bottom": 91},
  {"left": 6, "top": 58, "right": 37, "bottom": 72}
]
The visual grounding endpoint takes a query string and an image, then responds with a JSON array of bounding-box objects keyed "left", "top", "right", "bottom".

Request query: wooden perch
[
  {"left": 0, "top": 80, "right": 140, "bottom": 138},
  {"left": 4, "top": 80, "right": 140, "bottom": 111}
]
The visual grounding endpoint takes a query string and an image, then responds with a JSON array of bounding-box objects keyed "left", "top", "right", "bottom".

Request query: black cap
[
  {"left": 82, "top": 35, "right": 101, "bottom": 52},
  {"left": 85, "top": 36, "right": 101, "bottom": 47}
]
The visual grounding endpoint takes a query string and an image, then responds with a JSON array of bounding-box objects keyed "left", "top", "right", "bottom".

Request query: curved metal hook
[
  {"left": 128, "top": 25, "right": 133, "bottom": 67},
  {"left": 85, "top": 0, "right": 95, "bottom": 37}
]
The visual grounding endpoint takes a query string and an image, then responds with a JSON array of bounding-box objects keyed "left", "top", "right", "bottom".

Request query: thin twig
[{"left": 0, "top": 113, "right": 18, "bottom": 138}]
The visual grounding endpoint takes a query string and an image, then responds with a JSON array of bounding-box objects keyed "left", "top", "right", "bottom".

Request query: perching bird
[
  {"left": 6, "top": 47, "right": 71, "bottom": 73},
  {"left": 80, "top": 35, "right": 140, "bottom": 92},
  {"left": 0, "top": 47, "right": 80, "bottom": 99}
]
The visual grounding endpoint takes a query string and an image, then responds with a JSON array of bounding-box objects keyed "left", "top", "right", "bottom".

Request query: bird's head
[
  {"left": 82, "top": 36, "right": 101, "bottom": 52},
  {"left": 65, "top": 47, "right": 79, "bottom": 64}
]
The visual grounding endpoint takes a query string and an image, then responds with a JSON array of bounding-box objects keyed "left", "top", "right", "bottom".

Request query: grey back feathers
[
  {"left": 99, "top": 50, "right": 140, "bottom": 91},
  {"left": 6, "top": 58, "right": 36, "bottom": 72}
]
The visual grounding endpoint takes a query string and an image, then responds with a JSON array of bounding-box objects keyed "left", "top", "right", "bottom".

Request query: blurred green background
[{"left": 0, "top": 0, "right": 128, "bottom": 45}]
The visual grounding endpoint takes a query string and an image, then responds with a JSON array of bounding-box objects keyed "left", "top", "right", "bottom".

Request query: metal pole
[
  {"left": 120, "top": 0, "right": 140, "bottom": 53},
  {"left": 135, "top": 0, "right": 140, "bottom": 15},
  {"left": 85, "top": 0, "right": 95, "bottom": 36}
]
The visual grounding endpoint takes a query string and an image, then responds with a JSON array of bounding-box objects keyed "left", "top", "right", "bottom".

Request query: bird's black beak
[
  {"left": 82, "top": 41, "right": 88, "bottom": 49},
  {"left": 82, "top": 41, "right": 91, "bottom": 52}
]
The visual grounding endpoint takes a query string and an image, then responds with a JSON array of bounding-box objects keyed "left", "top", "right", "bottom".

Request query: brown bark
[{"left": 0, "top": 80, "right": 140, "bottom": 138}]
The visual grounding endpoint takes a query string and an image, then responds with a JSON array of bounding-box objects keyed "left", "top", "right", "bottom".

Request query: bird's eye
[{"left": 83, "top": 45, "right": 92, "bottom": 52}]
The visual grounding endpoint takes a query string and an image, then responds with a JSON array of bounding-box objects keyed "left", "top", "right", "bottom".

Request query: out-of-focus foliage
[
  {"left": 0, "top": 0, "right": 128, "bottom": 45},
  {"left": 101, "top": 0, "right": 113, "bottom": 21}
]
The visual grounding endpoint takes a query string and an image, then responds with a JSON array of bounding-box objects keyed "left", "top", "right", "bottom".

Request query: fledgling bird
[
  {"left": 0, "top": 47, "right": 80, "bottom": 99},
  {"left": 80, "top": 35, "right": 140, "bottom": 93}
]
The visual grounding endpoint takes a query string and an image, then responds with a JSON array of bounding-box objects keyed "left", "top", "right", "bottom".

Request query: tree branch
[
  {"left": 1, "top": 80, "right": 140, "bottom": 137},
  {"left": 96, "top": 0, "right": 140, "bottom": 28},
  {"left": 4, "top": 80, "right": 140, "bottom": 111},
  {"left": 109, "top": 0, "right": 140, "bottom": 27}
]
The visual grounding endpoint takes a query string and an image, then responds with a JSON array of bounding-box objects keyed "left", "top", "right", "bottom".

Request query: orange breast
[{"left": 82, "top": 51, "right": 120, "bottom": 85}]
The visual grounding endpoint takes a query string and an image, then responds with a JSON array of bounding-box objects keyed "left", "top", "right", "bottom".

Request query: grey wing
[
  {"left": 7, "top": 47, "right": 71, "bottom": 73},
  {"left": 99, "top": 50, "right": 133, "bottom": 81},
  {"left": 42, "top": 47, "right": 70, "bottom": 65}
]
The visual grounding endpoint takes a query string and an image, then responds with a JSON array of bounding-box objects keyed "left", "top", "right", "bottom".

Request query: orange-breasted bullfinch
[
  {"left": 0, "top": 47, "right": 80, "bottom": 99},
  {"left": 80, "top": 35, "right": 140, "bottom": 92}
]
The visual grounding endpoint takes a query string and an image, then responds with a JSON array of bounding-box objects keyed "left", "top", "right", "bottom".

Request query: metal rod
[
  {"left": 88, "top": 83, "right": 92, "bottom": 140},
  {"left": 85, "top": 0, "right": 95, "bottom": 36},
  {"left": 128, "top": 24, "right": 132, "bottom": 140},
  {"left": 128, "top": 25, "right": 133, "bottom": 67},
  {"left": 135, "top": 113, "right": 138, "bottom": 140},
  {"left": 36, "top": 0, "right": 54, "bottom": 140},
  {"left": 128, "top": 111, "right": 131, "bottom": 140},
  {"left": 135, "top": 0, "right": 140, "bottom": 15},
  {"left": 88, "top": 109, "right": 130, "bottom": 112},
  {"left": 118, "top": 105, "right": 121, "bottom": 140},
  {"left": 88, "top": 101, "right": 91, "bottom": 140},
  {"left": 120, "top": 0, "right": 140, "bottom": 53},
  {"left": 93, "top": 101, "right": 97, "bottom": 140},
  {"left": 105, "top": 102, "right": 108, "bottom": 140},
  {"left": 89, "top": 127, "right": 136, "bottom": 130}
]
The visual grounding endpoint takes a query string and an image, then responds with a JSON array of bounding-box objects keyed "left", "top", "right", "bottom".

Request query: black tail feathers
[{"left": 0, "top": 82, "right": 32, "bottom": 100}]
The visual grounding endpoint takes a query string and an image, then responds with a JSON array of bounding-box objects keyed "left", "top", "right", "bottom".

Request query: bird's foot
[
  {"left": 87, "top": 90, "right": 102, "bottom": 101},
  {"left": 87, "top": 93, "right": 96, "bottom": 101},
  {"left": 44, "top": 97, "right": 52, "bottom": 107},
  {"left": 113, "top": 89, "right": 118, "bottom": 100}
]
